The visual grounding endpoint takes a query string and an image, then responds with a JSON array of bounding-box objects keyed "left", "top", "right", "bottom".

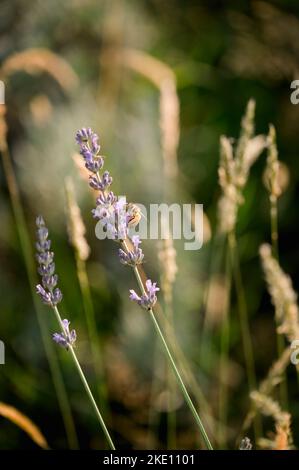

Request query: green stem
[
  {"left": 52, "top": 306, "right": 116, "bottom": 450},
  {"left": 147, "top": 304, "right": 176, "bottom": 449},
  {"left": 218, "top": 237, "right": 232, "bottom": 448},
  {"left": 228, "top": 231, "right": 262, "bottom": 440},
  {"left": 132, "top": 265, "right": 213, "bottom": 450},
  {"left": 155, "top": 302, "right": 218, "bottom": 443},
  {"left": 1, "top": 145, "right": 78, "bottom": 449},
  {"left": 270, "top": 196, "right": 288, "bottom": 410},
  {"left": 165, "top": 301, "right": 176, "bottom": 450},
  {"left": 270, "top": 196, "right": 279, "bottom": 261},
  {"left": 200, "top": 234, "right": 226, "bottom": 345},
  {"left": 149, "top": 308, "right": 212, "bottom": 450}
]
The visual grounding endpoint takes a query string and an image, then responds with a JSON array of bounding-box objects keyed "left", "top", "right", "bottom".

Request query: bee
[{"left": 126, "top": 203, "right": 142, "bottom": 228}]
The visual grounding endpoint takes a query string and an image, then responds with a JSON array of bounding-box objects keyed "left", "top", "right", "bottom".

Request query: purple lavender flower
[
  {"left": 35, "top": 216, "right": 62, "bottom": 306},
  {"left": 52, "top": 288, "right": 63, "bottom": 304},
  {"left": 89, "top": 175, "right": 102, "bottom": 190},
  {"left": 76, "top": 127, "right": 208, "bottom": 448},
  {"left": 129, "top": 279, "right": 160, "bottom": 310},
  {"left": 119, "top": 236, "right": 144, "bottom": 267},
  {"left": 75, "top": 127, "right": 94, "bottom": 145},
  {"left": 53, "top": 319, "right": 77, "bottom": 350},
  {"left": 96, "top": 191, "right": 117, "bottom": 207},
  {"left": 76, "top": 128, "right": 103, "bottom": 175},
  {"left": 85, "top": 157, "right": 104, "bottom": 173},
  {"left": 76, "top": 128, "right": 130, "bottom": 240},
  {"left": 92, "top": 201, "right": 117, "bottom": 237},
  {"left": 36, "top": 251, "right": 54, "bottom": 265},
  {"left": 92, "top": 193, "right": 128, "bottom": 240},
  {"left": 101, "top": 171, "right": 112, "bottom": 188},
  {"left": 79, "top": 144, "right": 93, "bottom": 161},
  {"left": 92, "top": 171, "right": 113, "bottom": 191},
  {"left": 75, "top": 128, "right": 159, "bottom": 302}
]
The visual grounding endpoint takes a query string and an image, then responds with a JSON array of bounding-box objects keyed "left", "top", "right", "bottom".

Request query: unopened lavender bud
[
  {"left": 36, "top": 251, "right": 54, "bottom": 265},
  {"left": 89, "top": 175, "right": 102, "bottom": 190},
  {"left": 37, "top": 226, "right": 49, "bottom": 241},
  {"left": 38, "top": 262, "right": 55, "bottom": 277},
  {"left": 42, "top": 274, "right": 58, "bottom": 290},
  {"left": 98, "top": 171, "right": 113, "bottom": 190},
  {"left": 90, "top": 134, "right": 100, "bottom": 154},
  {"left": 85, "top": 157, "right": 104, "bottom": 173},
  {"left": 96, "top": 193, "right": 114, "bottom": 207},
  {"left": 75, "top": 127, "right": 93, "bottom": 144},
  {"left": 52, "top": 288, "right": 63, "bottom": 305},
  {"left": 36, "top": 239, "right": 51, "bottom": 252},
  {"left": 36, "top": 215, "right": 45, "bottom": 227},
  {"left": 36, "top": 284, "right": 52, "bottom": 305}
]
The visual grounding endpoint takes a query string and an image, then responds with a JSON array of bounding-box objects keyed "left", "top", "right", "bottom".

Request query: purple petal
[{"left": 129, "top": 289, "right": 140, "bottom": 302}]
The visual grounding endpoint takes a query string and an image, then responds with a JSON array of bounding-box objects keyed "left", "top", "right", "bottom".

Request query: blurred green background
[{"left": 1, "top": 0, "right": 299, "bottom": 450}]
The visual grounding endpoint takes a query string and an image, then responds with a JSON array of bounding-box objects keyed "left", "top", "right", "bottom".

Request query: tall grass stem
[
  {"left": 228, "top": 231, "right": 262, "bottom": 440},
  {"left": 218, "top": 238, "right": 232, "bottom": 448},
  {"left": 270, "top": 196, "right": 288, "bottom": 409}
]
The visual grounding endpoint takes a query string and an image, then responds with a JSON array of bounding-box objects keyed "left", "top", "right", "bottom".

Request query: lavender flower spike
[
  {"left": 36, "top": 215, "right": 62, "bottom": 306},
  {"left": 119, "top": 235, "right": 144, "bottom": 267},
  {"left": 73, "top": 128, "right": 212, "bottom": 450},
  {"left": 76, "top": 127, "right": 104, "bottom": 175},
  {"left": 130, "top": 279, "right": 160, "bottom": 310},
  {"left": 53, "top": 319, "right": 77, "bottom": 350},
  {"left": 34, "top": 214, "right": 115, "bottom": 449}
]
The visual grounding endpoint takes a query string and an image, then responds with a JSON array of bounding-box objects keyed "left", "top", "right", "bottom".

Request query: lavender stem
[
  {"left": 130, "top": 261, "right": 213, "bottom": 450},
  {"left": 52, "top": 306, "right": 116, "bottom": 450}
]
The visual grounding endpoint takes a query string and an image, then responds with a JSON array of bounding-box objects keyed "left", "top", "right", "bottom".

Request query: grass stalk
[
  {"left": 270, "top": 197, "right": 279, "bottom": 261},
  {"left": 218, "top": 237, "right": 232, "bottom": 448},
  {"left": 200, "top": 233, "right": 226, "bottom": 342},
  {"left": 270, "top": 196, "right": 288, "bottom": 410},
  {"left": 228, "top": 231, "right": 262, "bottom": 440}
]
